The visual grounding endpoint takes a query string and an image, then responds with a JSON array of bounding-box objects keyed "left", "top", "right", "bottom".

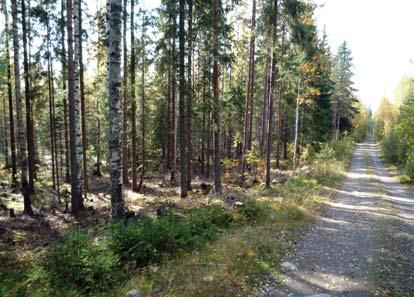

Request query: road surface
[{"left": 261, "top": 140, "right": 414, "bottom": 297}]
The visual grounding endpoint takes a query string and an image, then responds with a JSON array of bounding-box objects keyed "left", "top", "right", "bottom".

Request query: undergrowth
[{"left": 1, "top": 139, "right": 354, "bottom": 297}]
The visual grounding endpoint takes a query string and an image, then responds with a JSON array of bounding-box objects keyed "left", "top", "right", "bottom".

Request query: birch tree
[{"left": 106, "top": 0, "right": 124, "bottom": 219}]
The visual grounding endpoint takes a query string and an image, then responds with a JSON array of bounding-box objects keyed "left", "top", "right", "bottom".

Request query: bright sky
[{"left": 314, "top": 0, "right": 414, "bottom": 112}]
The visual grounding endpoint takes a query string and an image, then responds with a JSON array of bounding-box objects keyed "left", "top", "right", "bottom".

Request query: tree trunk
[
  {"left": 293, "top": 80, "right": 300, "bottom": 171},
  {"left": 131, "top": 0, "right": 138, "bottom": 191},
  {"left": 122, "top": 0, "right": 129, "bottom": 186},
  {"left": 47, "top": 20, "right": 56, "bottom": 190},
  {"left": 170, "top": 37, "right": 177, "bottom": 183},
  {"left": 79, "top": 1, "right": 88, "bottom": 199},
  {"left": 12, "top": 0, "right": 33, "bottom": 215},
  {"left": 61, "top": 0, "right": 70, "bottom": 183},
  {"left": 106, "top": 0, "right": 125, "bottom": 219},
  {"left": 178, "top": 0, "right": 188, "bottom": 198},
  {"left": 67, "top": 0, "right": 82, "bottom": 214},
  {"left": 265, "top": 50, "right": 277, "bottom": 188},
  {"left": 265, "top": 0, "right": 278, "bottom": 188},
  {"left": 2, "top": 0, "right": 17, "bottom": 184},
  {"left": 138, "top": 13, "right": 146, "bottom": 192},
  {"left": 21, "top": 0, "right": 35, "bottom": 194},
  {"left": 212, "top": 0, "right": 222, "bottom": 194},
  {"left": 242, "top": 0, "right": 256, "bottom": 177},
  {"left": 186, "top": 0, "right": 193, "bottom": 191}
]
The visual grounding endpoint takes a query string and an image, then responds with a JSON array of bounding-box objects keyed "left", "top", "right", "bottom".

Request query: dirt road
[{"left": 261, "top": 140, "right": 414, "bottom": 297}]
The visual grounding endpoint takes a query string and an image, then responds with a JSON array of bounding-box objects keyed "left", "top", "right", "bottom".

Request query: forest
[{"left": 4, "top": 0, "right": 412, "bottom": 296}]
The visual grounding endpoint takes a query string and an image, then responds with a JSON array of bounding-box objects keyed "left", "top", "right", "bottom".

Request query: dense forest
[{"left": 0, "top": 0, "right": 389, "bottom": 296}]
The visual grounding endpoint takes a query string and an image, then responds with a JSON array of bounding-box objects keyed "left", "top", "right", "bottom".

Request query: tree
[
  {"left": 178, "top": 0, "right": 187, "bottom": 198},
  {"left": 212, "top": 0, "right": 222, "bottom": 194},
  {"left": 79, "top": 0, "right": 88, "bottom": 200},
  {"left": 106, "top": 0, "right": 125, "bottom": 219},
  {"left": 67, "top": 0, "right": 82, "bottom": 214},
  {"left": 242, "top": 0, "right": 256, "bottom": 178},
  {"left": 186, "top": 0, "right": 193, "bottom": 190},
  {"left": 2, "top": 0, "right": 17, "bottom": 185},
  {"left": 332, "top": 41, "right": 357, "bottom": 140},
  {"left": 137, "top": 10, "right": 147, "bottom": 192},
  {"left": 131, "top": 0, "right": 138, "bottom": 191},
  {"left": 265, "top": 0, "right": 278, "bottom": 188},
  {"left": 122, "top": 0, "right": 129, "bottom": 186},
  {"left": 11, "top": 0, "right": 33, "bottom": 215},
  {"left": 21, "top": 0, "right": 35, "bottom": 194}
]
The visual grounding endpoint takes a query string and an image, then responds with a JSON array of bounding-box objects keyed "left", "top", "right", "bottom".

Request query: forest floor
[
  {"left": 5, "top": 140, "right": 411, "bottom": 296},
  {"left": 260, "top": 139, "right": 414, "bottom": 297}
]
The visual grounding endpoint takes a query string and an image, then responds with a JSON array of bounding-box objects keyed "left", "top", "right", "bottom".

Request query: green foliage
[
  {"left": 109, "top": 206, "right": 233, "bottom": 266},
  {"left": 376, "top": 78, "right": 414, "bottom": 181},
  {"left": 239, "top": 199, "right": 270, "bottom": 223},
  {"left": 42, "top": 229, "right": 121, "bottom": 293}
]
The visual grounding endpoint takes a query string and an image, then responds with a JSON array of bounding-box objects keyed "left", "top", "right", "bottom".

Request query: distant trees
[
  {"left": 375, "top": 77, "right": 414, "bottom": 178},
  {"left": 332, "top": 41, "right": 357, "bottom": 140}
]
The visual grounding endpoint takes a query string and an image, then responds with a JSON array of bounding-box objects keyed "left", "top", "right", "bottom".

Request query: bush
[
  {"left": 43, "top": 229, "right": 120, "bottom": 293},
  {"left": 404, "top": 148, "right": 414, "bottom": 179},
  {"left": 238, "top": 199, "right": 270, "bottom": 222},
  {"left": 110, "top": 206, "right": 233, "bottom": 267}
]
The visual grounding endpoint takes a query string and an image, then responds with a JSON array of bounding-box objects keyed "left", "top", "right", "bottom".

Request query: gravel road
[{"left": 261, "top": 140, "right": 414, "bottom": 297}]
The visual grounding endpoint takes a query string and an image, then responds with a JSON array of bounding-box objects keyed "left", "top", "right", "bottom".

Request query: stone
[
  {"left": 281, "top": 261, "right": 298, "bottom": 273},
  {"left": 203, "top": 275, "right": 214, "bottom": 282},
  {"left": 304, "top": 294, "right": 332, "bottom": 297},
  {"left": 126, "top": 289, "right": 141, "bottom": 297}
]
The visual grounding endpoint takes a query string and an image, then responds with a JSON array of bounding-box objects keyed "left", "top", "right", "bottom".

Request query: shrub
[
  {"left": 110, "top": 206, "right": 233, "bottom": 267},
  {"left": 404, "top": 148, "right": 414, "bottom": 179},
  {"left": 238, "top": 199, "right": 270, "bottom": 222},
  {"left": 42, "top": 229, "right": 120, "bottom": 293}
]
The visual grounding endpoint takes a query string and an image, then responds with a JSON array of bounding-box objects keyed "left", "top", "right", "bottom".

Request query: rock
[
  {"left": 304, "top": 294, "right": 332, "bottom": 297},
  {"left": 126, "top": 289, "right": 141, "bottom": 297},
  {"left": 203, "top": 275, "right": 214, "bottom": 282},
  {"left": 271, "top": 176, "right": 288, "bottom": 184},
  {"left": 224, "top": 190, "right": 249, "bottom": 204},
  {"left": 281, "top": 261, "right": 298, "bottom": 273}
]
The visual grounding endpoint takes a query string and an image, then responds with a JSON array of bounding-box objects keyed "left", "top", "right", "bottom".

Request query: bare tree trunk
[
  {"left": 171, "top": 38, "right": 177, "bottom": 183},
  {"left": 79, "top": 1, "right": 88, "bottom": 199},
  {"left": 2, "top": 0, "right": 17, "bottom": 184},
  {"left": 242, "top": 0, "right": 256, "bottom": 177},
  {"left": 12, "top": 0, "right": 33, "bottom": 215},
  {"left": 212, "top": 0, "right": 222, "bottom": 194},
  {"left": 106, "top": 0, "right": 125, "bottom": 219},
  {"left": 61, "top": 0, "right": 70, "bottom": 183},
  {"left": 47, "top": 21, "right": 56, "bottom": 189},
  {"left": 21, "top": 0, "right": 35, "bottom": 194},
  {"left": 293, "top": 80, "right": 300, "bottom": 171},
  {"left": 122, "top": 0, "right": 129, "bottom": 186},
  {"left": 67, "top": 0, "right": 82, "bottom": 214},
  {"left": 130, "top": 0, "right": 138, "bottom": 191},
  {"left": 178, "top": 0, "right": 188, "bottom": 198},
  {"left": 138, "top": 13, "right": 146, "bottom": 192},
  {"left": 265, "top": 48, "right": 277, "bottom": 188},
  {"left": 186, "top": 0, "right": 193, "bottom": 191}
]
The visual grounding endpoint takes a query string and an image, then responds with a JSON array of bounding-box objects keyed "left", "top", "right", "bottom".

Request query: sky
[{"left": 313, "top": 0, "right": 414, "bottom": 112}]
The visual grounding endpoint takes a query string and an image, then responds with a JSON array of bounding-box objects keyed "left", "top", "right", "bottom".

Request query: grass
[{"left": 109, "top": 202, "right": 310, "bottom": 297}]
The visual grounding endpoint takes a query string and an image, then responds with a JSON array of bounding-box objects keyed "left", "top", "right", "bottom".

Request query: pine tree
[{"left": 11, "top": 0, "right": 33, "bottom": 215}]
